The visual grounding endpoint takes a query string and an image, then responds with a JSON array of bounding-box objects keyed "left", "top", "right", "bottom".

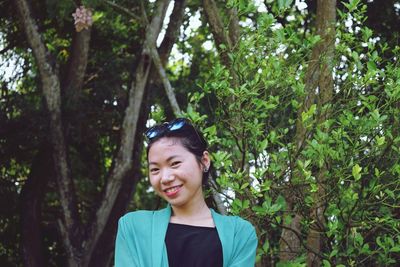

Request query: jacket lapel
[
  {"left": 151, "top": 206, "right": 171, "bottom": 267},
  {"left": 212, "top": 209, "right": 233, "bottom": 267},
  {"left": 151, "top": 206, "right": 231, "bottom": 267}
]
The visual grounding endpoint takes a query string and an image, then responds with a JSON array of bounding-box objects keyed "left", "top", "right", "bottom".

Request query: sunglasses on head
[{"left": 145, "top": 118, "right": 199, "bottom": 141}]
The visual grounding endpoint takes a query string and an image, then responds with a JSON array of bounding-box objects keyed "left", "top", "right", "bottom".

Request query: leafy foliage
[
  {"left": 188, "top": 1, "right": 400, "bottom": 266},
  {"left": 1, "top": 0, "right": 400, "bottom": 266}
]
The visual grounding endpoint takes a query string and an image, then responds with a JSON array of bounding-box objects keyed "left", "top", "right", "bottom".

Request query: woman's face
[{"left": 148, "top": 137, "right": 210, "bottom": 209}]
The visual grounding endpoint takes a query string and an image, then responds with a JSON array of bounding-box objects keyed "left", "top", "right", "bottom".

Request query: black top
[{"left": 165, "top": 223, "right": 223, "bottom": 267}]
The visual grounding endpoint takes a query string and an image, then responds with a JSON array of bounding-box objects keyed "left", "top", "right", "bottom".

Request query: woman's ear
[{"left": 201, "top": 151, "right": 211, "bottom": 171}]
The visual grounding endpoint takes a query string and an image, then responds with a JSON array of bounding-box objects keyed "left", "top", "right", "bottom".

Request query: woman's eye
[
  {"left": 150, "top": 168, "right": 159, "bottom": 174},
  {"left": 171, "top": 161, "right": 181, "bottom": 167}
]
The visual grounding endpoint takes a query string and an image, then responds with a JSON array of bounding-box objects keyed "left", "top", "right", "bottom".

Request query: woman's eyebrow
[
  {"left": 166, "top": 155, "right": 180, "bottom": 162},
  {"left": 148, "top": 155, "right": 180, "bottom": 166}
]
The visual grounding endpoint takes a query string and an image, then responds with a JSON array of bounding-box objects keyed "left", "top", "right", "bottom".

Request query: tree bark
[
  {"left": 82, "top": 0, "right": 171, "bottom": 264},
  {"left": 148, "top": 0, "right": 187, "bottom": 116},
  {"left": 88, "top": 102, "right": 149, "bottom": 266},
  {"left": 227, "top": 7, "right": 240, "bottom": 46},
  {"left": 62, "top": 29, "right": 91, "bottom": 104},
  {"left": 15, "top": 0, "right": 172, "bottom": 265},
  {"left": 14, "top": 1, "right": 81, "bottom": 264},
  {"left": 278, "top": 212, "right": 303, "bottom": 261},
  {"left": 279, "top": 0, "right": 336, "bottom": 264},
  {"left": 202, "top": 0, "right": 237, "bottom": 81},
  {"left": 15, "top": 1, "right": 93, "bottom": 265},
  {"left": 88, "top": 2, "right": 186, "bottom": 263},
  {"left": 201, "top": 0, "right": 243, "bottom": 217},
  {"left": 158, "top": 0, "right": 187, "bottom": 65},
  {"left": 19, "top": 145, "right": 52, "bottom": 267},
  {"left": 306, "top": 0, "right": 336, "bottom": 266},
  {"left": 149, "top": 45, "right": 182, "bottom": 116}
]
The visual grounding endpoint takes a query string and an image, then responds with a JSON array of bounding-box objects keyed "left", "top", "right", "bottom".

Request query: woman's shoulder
[
  {"left": 212, "top": 210, "right": 256, "bottom": 234},
  {"left": 120, "top": 209, "right": 154, "bottom": 220},
  {"left": 117, "top": 210, "right": 152, "bottom": 234},
  {"left": 119, "top": 207, "right": 168, "bottom": 227}
]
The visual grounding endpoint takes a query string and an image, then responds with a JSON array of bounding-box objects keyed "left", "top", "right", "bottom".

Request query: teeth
[{"left": 165, "top": 186, "right": 180, "bottom": 193}]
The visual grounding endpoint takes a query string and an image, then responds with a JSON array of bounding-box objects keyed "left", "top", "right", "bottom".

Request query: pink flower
[{"left": 72, "top": 6, "right": 93, "bottom": 32}]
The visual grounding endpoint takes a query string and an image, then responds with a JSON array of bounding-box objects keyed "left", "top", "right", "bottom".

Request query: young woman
[{"left": 115, "top": 118, "right": 258, "bottom": 267}]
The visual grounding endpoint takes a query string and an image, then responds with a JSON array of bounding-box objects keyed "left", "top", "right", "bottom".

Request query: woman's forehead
[
  {"left": 151, "top": 136, "right": 182, "bottom": 147},
  {"left": 148, "top": 137, "right": 187, "bottom": 157}
]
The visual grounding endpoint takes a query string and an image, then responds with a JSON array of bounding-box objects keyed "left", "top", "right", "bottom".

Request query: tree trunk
[
  {"left": 202, "top": 0, "right": 244, "bottom": 216},
  {"left": 15, "top": 0, "right": 173, "bottom": 265},
  {"left": 62, "top": 29, "right": 91, "bottom": 105},
  {"left": 88, "top": 2, "right": 186, "bottom": 261},
  {"left": 280, "top": 0, "right": 336, "bottom": 266},
  {"left": 14, "top": 1, "right": 81, "bottom": 264},
  {"left": 82, "top": 2, "right": 171, "bottom": 264},
  {"left": 88, "top": 100, "right": 150, "bottom": 266},
  {"left": 202, "top": 0, "right": 239, "bottom": 85},
  {"left": 279, "top": 0, "right": 336, "bottom": 264},
  {"left": 306, "top": 0, "right": 336, "bottom": 265},
  {"left": 278, "top": 212, "right": 303, "bottom": 261},
  {"left": 19, "top": 145, "right": 52, "bottom": 267}
]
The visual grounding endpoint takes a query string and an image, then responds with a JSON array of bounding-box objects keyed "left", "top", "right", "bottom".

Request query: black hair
[{"left": 146, "top": 121, "right": 210, "bottom": 184}]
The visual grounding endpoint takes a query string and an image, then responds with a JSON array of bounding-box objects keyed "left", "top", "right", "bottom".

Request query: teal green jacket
[{"left": 115, "top": 206, "right": 258, "bottom": 267}]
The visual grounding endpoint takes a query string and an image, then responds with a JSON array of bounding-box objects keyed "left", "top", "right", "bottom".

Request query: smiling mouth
[{"left": 164, "top": 185, "right": 182, "bottom": 196}]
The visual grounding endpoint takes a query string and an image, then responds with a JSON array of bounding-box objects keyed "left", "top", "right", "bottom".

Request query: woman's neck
[{"left": 170, "top": 200, "right": 214, "bottom": 227}]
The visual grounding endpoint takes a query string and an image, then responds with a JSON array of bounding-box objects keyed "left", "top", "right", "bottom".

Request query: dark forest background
[{"left": 1, "top": 0, "right": 399, "bottom": 266}]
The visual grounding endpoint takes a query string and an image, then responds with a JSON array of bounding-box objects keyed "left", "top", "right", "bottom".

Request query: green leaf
[
  {"left": 330, "top": 248, "right": 338, "bottom": 258},
  {"left": 302, "top": 104, "right": 317, "bottom": 122},
  {"left": 241, "top": 182, "right": 249, "bottom": 190},
  {"left": 367, "top": 61, "right": 377, "bottom": 71},
  {"left": 322, "top": 260, "right": 331, "bottom": 267},
  {"left": 352, "top": 164, "right": 362, "bottom": 181},
  {"left": 310, "top": 183, "right": 318, "bottom": 192},
  {"left": 354, "top": 232, "right": 364, "bottom": 246},
  {"left": 92, "top": 11, "right": 104, "bottom": 23},
  {"left": 390, "top": 246, "right": 400, "bottom": 252},
  {"left": 343, "top": 0, "right": 361, "bottom": 12},
  {"left": 262, "top": 240, "right": 270, "bottom": 252},
  {"left": 376, "top": 136, "right": 385, "bottom": 146},
  {"left": 384, "top": 189, "right": 395, "bottom": 199},
  {"left": 277, "top": 0, "right": 293, "bottom": 10},
  {"left": 259, "top": 138, "right": 269, "bottom": 151}
]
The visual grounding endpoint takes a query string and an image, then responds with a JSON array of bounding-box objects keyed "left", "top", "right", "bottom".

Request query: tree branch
[
  {"left": 104, "top": 0, "right": 142, "bottom": 22},
  {"left": 14, "top": 0, "right": 80, "bottom": 259},
  {"left": 306, "top": 1, "right": 336, "bottom": 265},
  {"left": 20, "top": 145, "right": 52, "bottom": 267},
  {"left": 202, "top": 0, "right": 233, "bottom": 68},
  {"left": 85, "top": 0, "right": 172, "bottom": 258},
  {"left": 227, "top": 7, "right": 240, "bottom": 46},
  {"left": 158, "top": 0, "right": 187, "bottom": 65},
  {"left": 148, "top": 44, "right": 181, "bottom": 116},
  {"left": 87, "top": 2, "right": 185, "bottom": 262},
  {"left": 149, "top": 0, "right": 186, "bottom": 116},
  {"left": 62, "top": 29, "right": 91, "bottom": 102},
  {"left": 278, "top": 217, "right": 328, "bottom": 261}
]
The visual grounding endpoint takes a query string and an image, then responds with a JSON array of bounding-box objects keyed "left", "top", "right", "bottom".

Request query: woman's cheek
[{"left": 149, "top": 176, "right": 159, "bottom": 189}]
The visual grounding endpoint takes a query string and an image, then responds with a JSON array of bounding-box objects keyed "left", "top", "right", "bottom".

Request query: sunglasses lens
[
  {"left": 146, "top": 130, "right": 158, "bottom": 139},
  {"left": 168, "top": 119, "right": 187, "bottom": 131},
  {"left": 145, "top": 118, "right": 199, "bottom": 142},
  {"left": 145, "top": 125, "right": 163, "bottom": 139}
]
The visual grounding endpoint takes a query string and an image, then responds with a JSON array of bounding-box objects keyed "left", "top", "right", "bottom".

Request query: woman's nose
[{"left": 161, "top": 171, "right": 175, "bottom": 184}]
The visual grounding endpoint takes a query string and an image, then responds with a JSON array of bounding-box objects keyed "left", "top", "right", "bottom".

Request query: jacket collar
[
  {"left": 151, "top": 205, "right": 233, "bottom": 267},
  {"left": 151, "top": 206, "right": 171, "bottom": 266},
  {"left": 211, "top": 208, "right": 233, "bottom": 267}
]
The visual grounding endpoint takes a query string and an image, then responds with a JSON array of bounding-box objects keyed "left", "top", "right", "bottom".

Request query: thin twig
[{"left": 104, "top": 0, "right": 142, "bottom": 22}]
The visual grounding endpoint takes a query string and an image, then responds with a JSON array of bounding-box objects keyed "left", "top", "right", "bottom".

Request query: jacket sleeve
[
  {"left": 229, "top": 218, "right": 258, "bottom": 267},
  {"left": 114, "top": 216, "right": 139, "bottom": 267}
]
